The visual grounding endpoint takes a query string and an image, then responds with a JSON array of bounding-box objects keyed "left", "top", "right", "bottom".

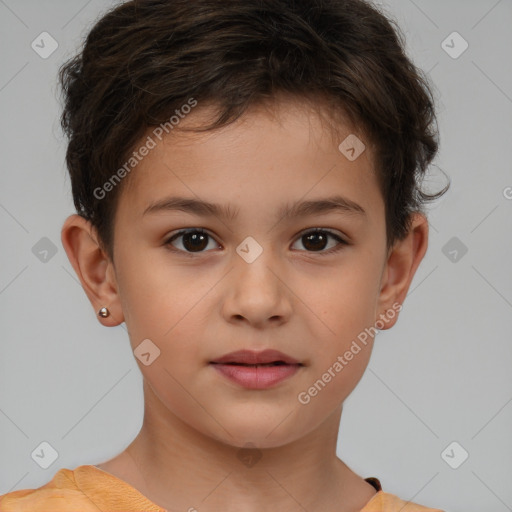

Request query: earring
[{"left": 98, "top": 307, "right": 110, "bottom": 318}]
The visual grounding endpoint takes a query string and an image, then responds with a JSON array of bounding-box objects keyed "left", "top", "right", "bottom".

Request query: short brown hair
[{"left": 58, "top": 0, "right": 449, "bottom": 262}]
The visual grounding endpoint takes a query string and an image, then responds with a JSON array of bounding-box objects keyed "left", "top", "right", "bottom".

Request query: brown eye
[
  {"left": 292, "top": 229, "right": 347, "bottom": 255},
  {"left": 165, "top": 229, "right": 219, "bottom": 253},
  {"left": 164, "top": 227, "right": 347, "bottom": 256}
]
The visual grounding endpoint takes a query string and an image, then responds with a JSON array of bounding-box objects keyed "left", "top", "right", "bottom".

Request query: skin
[{"left": 61, "top": 96, "right": 428, "bottom": 512}]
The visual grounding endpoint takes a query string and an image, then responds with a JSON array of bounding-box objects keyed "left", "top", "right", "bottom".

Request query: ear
[
  {"left": 61, "top": 214, "right": 124, "bottom": 326},
  {"left": 376, "top": 212, "right": 429, "bottom": 330}
]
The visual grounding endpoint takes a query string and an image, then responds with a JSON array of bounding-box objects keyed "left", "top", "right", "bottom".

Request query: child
[{"left": 0, "top": 0, "right": 449, "bottom": 510}]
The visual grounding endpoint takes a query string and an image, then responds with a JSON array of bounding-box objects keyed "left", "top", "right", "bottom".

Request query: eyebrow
[{"left": 142, "top": 194, "right": 367, "bottom": 221}]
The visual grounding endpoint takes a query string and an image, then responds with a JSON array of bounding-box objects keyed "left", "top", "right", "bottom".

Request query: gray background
[{"left": 1, "top": 1, "right": 511, "bottom": 511}]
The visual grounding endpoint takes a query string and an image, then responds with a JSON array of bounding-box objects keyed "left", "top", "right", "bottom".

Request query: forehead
[{"left": 117, "top": 98, "right": 382, "bottom": 225}]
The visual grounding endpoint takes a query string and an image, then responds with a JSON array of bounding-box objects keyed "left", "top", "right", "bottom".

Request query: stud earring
[{"left": 98, "top": 307, "right": 110, "bottom": 318}]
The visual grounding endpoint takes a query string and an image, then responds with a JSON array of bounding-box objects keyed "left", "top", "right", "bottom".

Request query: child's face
[{"left": 99, "top": 98, "right": 404, "bottom": 448}]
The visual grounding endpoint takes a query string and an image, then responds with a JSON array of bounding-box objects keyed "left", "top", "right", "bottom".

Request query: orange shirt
[{"left": 0, "top": 465, "right": 444, "bottom": 511}]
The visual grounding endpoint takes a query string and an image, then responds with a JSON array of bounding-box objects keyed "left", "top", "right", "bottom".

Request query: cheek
[
  {"left": 311, "top": 253, "right": 381, "bottom": 340},
  {"left": 115, "top": 257, "right": 226, "bottom": 384},
  {"left": 114, "top": 248, "right": 199, "bottom": 341},
  {"left": 299, "top": 253, "right": 380, "bottom": 394}
]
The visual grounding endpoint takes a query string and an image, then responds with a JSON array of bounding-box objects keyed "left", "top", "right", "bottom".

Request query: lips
[
  {"left": 210, "top": 349, "right": 302, "bottom": 389},
  {"left": 209, "top": 349, "right": 302, "bottom": 366}
]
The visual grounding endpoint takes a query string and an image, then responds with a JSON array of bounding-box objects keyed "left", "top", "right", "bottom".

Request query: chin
[{"left": 208, "top": 420, "right": 306, "bottom": 451}]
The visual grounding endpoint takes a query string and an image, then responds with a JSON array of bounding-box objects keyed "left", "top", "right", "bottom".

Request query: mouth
[
  {"left": 209, "top": 349, "right": 303, "bottom": 366},
  {"left": 210, "top": 361, "right": 299, "bottom": 367},
  {"left": 209, "top": 350, "right": 303, "bottom": 389}
]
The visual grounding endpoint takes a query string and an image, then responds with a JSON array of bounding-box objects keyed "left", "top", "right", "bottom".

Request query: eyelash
[{"left": 164, "top": 228, "right": 348, "bottom": 257}]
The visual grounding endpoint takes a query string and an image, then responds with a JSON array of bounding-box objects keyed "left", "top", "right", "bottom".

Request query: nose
[{"left": 221, "top": 246, "right": 293, "bottom": 328}]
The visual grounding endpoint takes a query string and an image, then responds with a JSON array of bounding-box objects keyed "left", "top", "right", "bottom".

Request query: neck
[{"left": 104, "top": 381, "right": 377, "bottom": 512}]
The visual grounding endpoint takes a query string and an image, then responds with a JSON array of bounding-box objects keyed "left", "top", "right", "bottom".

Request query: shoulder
[
  {"left": 0, "top": 468, "right": 99, "bottom": 512},
  {"left": 361, "top": 491, "right": 445, "bottom": 512}
]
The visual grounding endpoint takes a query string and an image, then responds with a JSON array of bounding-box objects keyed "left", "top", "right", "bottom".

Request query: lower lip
[{"left": 210, "top": 363, "right": 301, "bottom": 389}]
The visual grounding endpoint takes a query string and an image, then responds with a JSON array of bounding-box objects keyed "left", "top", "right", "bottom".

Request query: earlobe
[
  {"left": 376, "top": 212, "right": 429, "bottom": 330},
  {"left": 60, "top": 214, "right": 124, "bottom": 326}
]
